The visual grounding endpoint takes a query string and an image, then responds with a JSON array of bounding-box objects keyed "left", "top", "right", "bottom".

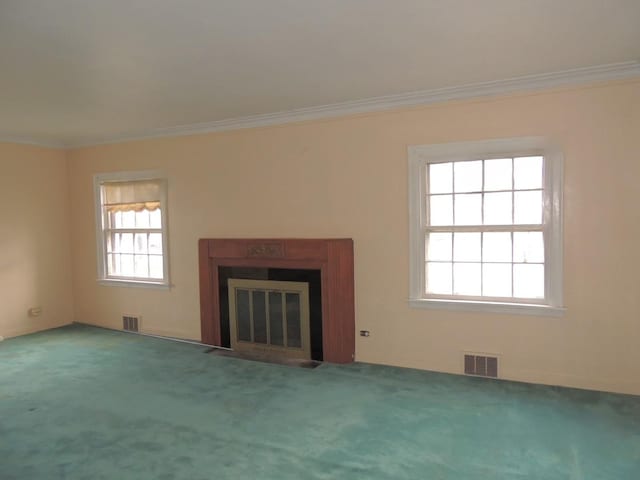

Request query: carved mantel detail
[{"left": 246, "top": 243, "right": 284, "bottom": 258}]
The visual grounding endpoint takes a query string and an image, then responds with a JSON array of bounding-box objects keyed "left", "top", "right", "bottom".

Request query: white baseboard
[{"left": 72, "top": 321, "right": 229, "bottom": 350}]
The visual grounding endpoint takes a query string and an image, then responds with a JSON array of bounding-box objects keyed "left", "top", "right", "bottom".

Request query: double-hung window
[
  {"left": 409, "top": 137, "right": 563, "bottom": 315},
  {"left": 94, "top": 171, "right": 169, "bottom": 287}
]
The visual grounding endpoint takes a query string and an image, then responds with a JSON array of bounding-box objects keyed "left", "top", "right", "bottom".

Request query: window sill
[
  {"left": 98, "top": 279, "right": 171, "bottom": 290},
  {"left": 409, "top": 298, "right": 565, "bottom": 317}
]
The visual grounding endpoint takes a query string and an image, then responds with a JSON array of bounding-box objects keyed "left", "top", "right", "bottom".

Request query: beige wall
[
  {"left": 67, "top": 80, "right": 640, "bottom": 395},
  {"left": 0, "top": 143, "right": 74, "bottom": 338}
]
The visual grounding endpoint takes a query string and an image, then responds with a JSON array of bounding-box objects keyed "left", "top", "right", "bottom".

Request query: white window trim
[
  {"left": 408, "top": 137, "right": 564, "bottom": 316},
  {"left": 94, "top": 170, "right": 170, "bottom": 289}
]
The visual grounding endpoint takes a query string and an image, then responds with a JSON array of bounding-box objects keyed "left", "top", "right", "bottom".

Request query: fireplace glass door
[{"left": 227, "top": 279, "right": 311, "bottom": 359}]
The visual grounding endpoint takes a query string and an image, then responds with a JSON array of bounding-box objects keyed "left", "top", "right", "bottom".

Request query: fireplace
[{"left": 198, "top": 238, "right": 355, "bottom": 363}]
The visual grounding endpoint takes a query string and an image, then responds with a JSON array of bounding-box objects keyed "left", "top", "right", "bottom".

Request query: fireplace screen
[{"left": 227, "top": 279, "right": 311, "bottom": 359}]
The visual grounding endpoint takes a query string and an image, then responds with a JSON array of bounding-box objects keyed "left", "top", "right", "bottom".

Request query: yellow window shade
[{"left": 102, "top": 179, "right": 162, "bottom": 212}]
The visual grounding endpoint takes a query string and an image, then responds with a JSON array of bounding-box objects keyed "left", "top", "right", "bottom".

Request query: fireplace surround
[{"left": 198, "top": 238, "right": 355, "bottom": 363}]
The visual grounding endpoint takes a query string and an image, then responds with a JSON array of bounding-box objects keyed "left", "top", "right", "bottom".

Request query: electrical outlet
[{"left": 0, "top": 336, "right": 4, "bottom": 342}]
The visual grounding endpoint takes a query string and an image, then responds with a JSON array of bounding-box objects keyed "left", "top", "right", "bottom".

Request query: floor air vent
[
  {"left": 122, "top": 315, "right": 140, "bottom": 332},
  {"left": 464, "top": 353, "right": 498, "bottom": 378}
]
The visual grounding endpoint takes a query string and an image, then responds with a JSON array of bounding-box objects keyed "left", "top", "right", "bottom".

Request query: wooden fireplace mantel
[{"left": 198, "top": 238, "right": 355, "bottom": 363}]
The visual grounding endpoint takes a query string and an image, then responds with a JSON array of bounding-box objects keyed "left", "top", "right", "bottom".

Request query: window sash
[
  {"left": 102, "top": 224, "right": 164, "bottom": 281},
  {"left": 426, "top": 224, "right": 543, "bottom": 233},
  {"left": 424, "top": 226, "right": 546, "bottom": 302},
  {"left": 104, "top": 228, "right": 163, "bottom": 235},
  {"left": 103, "top": 229, "right": 163, "bottom": 253}
]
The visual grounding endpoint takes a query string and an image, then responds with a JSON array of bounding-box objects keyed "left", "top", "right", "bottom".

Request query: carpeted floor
[{"left": 1, "top": 325, "right": 639, "bottom": 480}]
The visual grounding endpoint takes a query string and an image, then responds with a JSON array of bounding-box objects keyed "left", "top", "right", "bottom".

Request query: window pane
[
  {"left": 454, "top": 160, "right": 482, "bottom": 193},
  {"left": 134, "top": 255, "right": 149, "bottom": 277},
  {"left": 484, "top": 158, "right": 512, "bottom": 191},
  {"left": 483, "top": 192, "right": 512, "bottom": 225},
  {"left": 514, "top": 156, "right": 543, "bottom": 190},
  {"left": 454, "top": 232, "right": 481, "bottom": 262},
  {"left": 122, "top": 210, "right": 135, "bottom": 228},
  {"left": 429, "top": 194, "right": 453, "bottom": 226},
  {"left": 426, "top": 262, "right": 452, "bottom": 294},
  {"left": 513, "top": 264, "right": 544, "bottom": 298},
  {"left": 105, "top": 211, "right": 115, "bottom": 229},
  {"left": 135, "top": 210, "right": 150, "bottom": 228},
  {"left": 482, "top": 232, "right": 512, "bottom": 262},
  {"left": 429, "top": 162, "right": 453, "bottom": 194},
  {"left": 453, "top": 263, "right": 481, "bottom": 296},
  {"left": 454, "top": 193, "right": 482, "bottom": 225},
  {"left": 149, "top": 255, "right": 163, "bottom": 279},
  {"left": 426, "top": 232, "right": 452, "bottom": 261},
  {"left": 120, "top": 233, "right": 134, "bottom": 253},
  {"left": 483, "top": 263, "right": 512, "bottom": 297},
  {"left": 148, "top": 233, "right": 162, "bottom": 255},
  {"left": 514, "top": 190, "right": 542, "bottom": 224},
  {"left": 106, "top": 233, "right": 115, "bottom": 253},
  {"left": 513, "top": 232, "right": 544, "bottom": 263},
  {"left": 134, "top": 233, "right": 148, "bottom": 254},
  {"left": 107, "top": 253, "right": 118, "bottom": 276},
  {"left": 121, "top": 254, "right": 134, "bottom": 276},
  {"left": 112, "top": 233, "right": 121, "bottom": 253},
  {"left": 113, "top": 211, "right": 123, "bottom": 228},
  {"left": 149, "top": 209, "right": 162, "bottom": 228}
]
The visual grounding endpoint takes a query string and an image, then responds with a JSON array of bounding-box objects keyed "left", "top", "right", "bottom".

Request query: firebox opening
[{"left": 218, "top": 267, "right": 323, "bottom": 361}]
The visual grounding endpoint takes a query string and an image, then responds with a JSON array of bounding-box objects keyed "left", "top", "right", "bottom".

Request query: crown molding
[
  {"left": 3, "top": 61, "right": 640, "bottom": 149},
  {"left": 70, "top": 61, "right": 640, "bottom": 148},
  {"left": 0, "top": 136, "right": 66, "bottom": 149}
]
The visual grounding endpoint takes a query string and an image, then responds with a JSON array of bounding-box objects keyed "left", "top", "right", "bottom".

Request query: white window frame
[
  {"left": 408, "top": 137, "right": 564, "bottom": 316},
  {"left": 94, "top": 170, "right": 170, "bottom": 289}
]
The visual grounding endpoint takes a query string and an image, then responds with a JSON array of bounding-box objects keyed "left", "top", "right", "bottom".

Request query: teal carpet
[{"left": 1, "top": 325, "right": 639, "bottom": 479}]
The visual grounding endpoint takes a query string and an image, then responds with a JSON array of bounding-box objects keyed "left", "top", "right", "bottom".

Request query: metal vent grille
[
  {"left": 464, "top": 354, "right": 498, "bottom": 378},
  {"left": 122, "top": 315, "right": 140, "bottom": 332}
]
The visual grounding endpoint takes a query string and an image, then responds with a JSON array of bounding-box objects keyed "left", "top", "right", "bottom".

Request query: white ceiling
[{"left": 1, "top": 0, "right": 639, "bottom": 147}]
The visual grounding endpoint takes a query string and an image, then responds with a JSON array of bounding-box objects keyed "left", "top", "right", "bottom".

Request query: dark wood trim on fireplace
[{"left": 198, "top": 238, "right": 355, "bottom": 363}]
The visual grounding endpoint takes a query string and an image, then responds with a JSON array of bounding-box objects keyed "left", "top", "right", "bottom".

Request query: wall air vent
[
  {"left": 122, "top": 315, "right": 140, "bottom": 332},
  {"left": 464, "top": 353, "right": 498, "bottom": 378}
]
